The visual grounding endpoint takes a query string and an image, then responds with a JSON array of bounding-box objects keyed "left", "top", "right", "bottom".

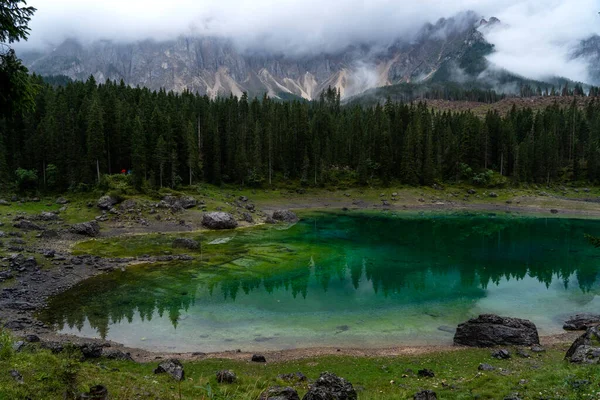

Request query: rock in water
[
  {"left": 216, "top": 369, "right": 237, "bottom": 383},
  {"left": 414, "top": 390, "right": 437, "bottom": 400},
  {"left": 260, "top": 386, "right": 300, "bottom": 400},
  {"left": 172, "top": 238, "right": 199, "bottom": 250},
  {"left": 97, "top": 195, "right": 119, "bottom": 210},
  {"left": 154, "top": 359, "right": 185, "bottom": 381},
  {"left": 302, "top": 372, "right": 356, "bottom": 400},
  {"left": 563, "top": 314, "right": 600, "bottom": 331},
  {"left": 70, "top": 221, "right": 100, "bottom": 237},
  {"left": 202, "top": 212, "right": 238, "bottom": 230},
  {"left": 272, "top": 210, "right": 299, "bottom": 223},
  {"left": 454, "top": 314, "right": 539, "bottom": 347},
  {"left": 565, "top": 325, "right": 600, "bottom": 364}
]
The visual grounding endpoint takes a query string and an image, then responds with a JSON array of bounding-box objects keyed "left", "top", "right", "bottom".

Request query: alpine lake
[{"left": 38, "top": 211, "right": 600, "bottom": 353}]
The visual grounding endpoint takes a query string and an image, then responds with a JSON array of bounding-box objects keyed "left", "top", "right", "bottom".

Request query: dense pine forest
[{"left": 2, "top": 76, "right": 600, "bottom": 193}]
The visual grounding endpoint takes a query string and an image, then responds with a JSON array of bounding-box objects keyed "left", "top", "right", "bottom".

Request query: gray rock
[
  {"left": 278, "top": 372, "right": 307, "bottom": 382},
  {"left": 25, "top": 334, "right": 40, "bottom": 343},
  {"left": 550, "top": 209, "right": 559, "bottom": 214},
  {"left": 491, "top": 349, "right": 511, "bottom": 359},
  {"left": 70, "top": 221, "right": 100, "bottom": 237},
  {"left": 97, "top": 195, "right": 118, "bottom": 210},
  {"left": 467, "top": 189, "right": 477, "bottom": 195},
  {"left": 216, "top": 369, "right": 237, "bottom": 383},
  {"left": 563, "top": 314, "right": 600, "bottom": 331},
  {"left": 55, "top": 197, "right": 69, "bottom": 204},
  {"left": 12, "top": 341, "right": 25, "bottom": 352},
  {"left": 252, "top": 354, "right": 267, "bottom": 363},
  {"left": 302, "top": 372, "right": 356, "bottom": 400},
  {"left": 241, "top": 212, "right": 254, "bottom": 223},
  {"left": 489, "top": 192, "right": 498, "bottom": 198},
  {"left": 163, "top": 195, "right": 197, "bottom": 210},
  {"left": 414, "top": 390, "right": 437, "bottom": 400},
  {"left": 272, "top": 210, "right": 299, "bottom": 223},
  {"left": 478, "top": 363, "right": 495, "bottom": 371},
  {"left": 172, "top": 238, "right": 199, "bottom": 250},
  {"left": 38, "top": 211, "right": 59, "bottom": 221},
  {"left": 103, "top": 348, "right": 134, "bottom": 361},
  {"left": 202, "top": 212, "right": 238, "bottom": 230},
  {"left": 454, "top": 314, "right": 539, "bottom": 347},
  {"left": 417, "top": 368, "right": 435, "bottom": 377},
  {"left": 530, "top": 345, "right": 545, "bottom": 353},
  {"left": 78, "top": 385, "right": 108, "bottom": 400},
  {"left": 78, "top": 342, "right": 105, "bottom": 359},
  {"left": 9, "top": 370, "right": 23, "bottom": 384},
  {"left": 154, "top": 358, "right": 185, "bottom": 381},
  {"left": 42, "top": 249, "right": 56, "bottom": 258},
  {"left": 13, "top": 219, "right": 43, "bottom": 231},
  {"left": 565, "top": 325, "right": 600, "bottom": 364},
  {"left": 260, "top": 386, "right": 300, "bottom": 400},
  {"left": 0, "top": 199, "right": 11, "bottom": 206}
]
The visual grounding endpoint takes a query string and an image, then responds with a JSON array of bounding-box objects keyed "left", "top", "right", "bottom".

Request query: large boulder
[
  {"left": 154, "top": 359, "right": 184, "bottom": 381},
  {"left": 453, "top": 314, "right": 539, "bottom": 347},
  {"left": 563, "top": 314, "right": 600, "bottom": 331},
  {"left": 272, "top": 210, "right": 299, "bottom": 223},
  {"left": 302, "top": 372, "right": 356, "bottom": 400},
  {"left": 260, "top": 386, "right": 300, "bottom": 400},
  {"left": 565, "top": 325, "right": 600, "bottom": 364},
  {"left": 70, "top": 221, "right": 100, "bottom": 237},
  {"left": 202, "top": 212, "right": 238, "bottom": 230},
  {"left": 97, "top": 195, "right": 118, "bottom": 210},
  {"left": 172, "top": 238, "right": 199, "bottom": 250}
]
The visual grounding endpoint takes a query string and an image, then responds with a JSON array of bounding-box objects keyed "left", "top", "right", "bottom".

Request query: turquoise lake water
[{"left": 39, "top": 212, "right": 600, "bottom": 352}]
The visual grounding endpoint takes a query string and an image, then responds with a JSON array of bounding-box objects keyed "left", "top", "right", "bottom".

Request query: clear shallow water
[{"left": 39, "top": 213, "right": 600, "bottom": 352}]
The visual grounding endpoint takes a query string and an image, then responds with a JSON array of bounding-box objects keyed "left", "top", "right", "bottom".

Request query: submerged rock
[
  {"left": 272, "top": 210, "right": 299, "bottom": 223},
  {"left": 70, "top": 221, "right": 100, "bottom": 237},
  {"left": 202, "top": 212, "right": 238, "bottom": 230},
  {"left": 565, "top": 325, "right": 600, "bottom": 364},
  {"left": 172, "top": 238, "right": 199, "bottom": 250},
  {"left": 260, "top": 386, "right": 300, "bottom": 400},
  {"left": 154, "top": 359, "right": 185, "bottom": 381},
  {"left": 216, "top": 369, "right": 237, "bottom": 383},
  {"left": 302, "top": 372, "right": 356, "bottom": 400},
  {"left": 454, "top": 314, "right": 539, "bottom": 347},
  {"left": 563, "top": 314, "right": 600, "bottom": 331}
]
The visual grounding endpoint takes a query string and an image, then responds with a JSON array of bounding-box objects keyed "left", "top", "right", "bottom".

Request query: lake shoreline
[{"left": 1, "top": 192, "right": 599, "bottom": 361}]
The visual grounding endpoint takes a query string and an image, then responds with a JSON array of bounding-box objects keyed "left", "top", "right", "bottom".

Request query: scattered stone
[
  {"left": 563, "top": 314, "right": 600, "bottom": 331},
  {"left": 56, "top": 197, "right": 69, "bottom": 204},
  {"left": 272, "top": 210, "right": 299, "bottom": 223},
  {"left": 489, "top": 192, "right": 498, "bottom": 198},
  {"left": 241, "top": 212, "right": 254, "bottom": 223},
  {"left": 13, "top": 220, "right": 44, "bottom": 231},
  {"left": 216, "top": 370, "right": 237, "bottom": 383},
  {"left": 504, "top": 394, "right": 522, "bottom": 400},
  {"left": 0, "top": 199, "right": 11, "bottom": 206},
  {"left": 259, "top": 386, "right": 300, "bottom": 400},
  {"left": 454, "top": 314, "right": 539, "bottom": 347},
  {"left": 467, "top": 189, "right": 476, "bottom": 195},
  {"left": 202, "top": 212, "right": 238, "bottom": 230},
  {"left": 530, "top": 345, "right": 545, "bottom": 353},
  {"left": 162, "top": 195, "right": 197, "bottom": 210},
  {"left": 25, "top": 334, "right": 40, "bottom": 343},
  {"left": 413, "top": 390, "right": 437, "bottom": 400},
  {"left": 252, "top": 354, "right": 267, "bottom": 363},
  {"left": 570, "top": 379, "right": 591, "bottom": 389},
  {"left": 172, "top": 238, "right": 199, "bottom": 250},
  {"left": 492, "top": 349, "right": 511, "bottom": 360},
  {"left": 417, "top": 369, "right": 435, "bottom": 378},
  {"left": 97, "top": 195, "right": 119, "bottom": 210},
  {"left": 42, "top": 249, "right": 56, "bottom": 258},
  {"left": 12, "top": 341, "right": 25, "bottom": 352},
  {"left": 239, "top": 196, "right": 248, "bottom": 202},
  {"left": 478, "top": 363, "right": 495, "bottom": 371},
  {"left": 38, "top": 211, "right": 59, "bottom": 221},
  {"left": 119, "top": 199, "right": 137, "bottom": 211},
  {"left": 516, "top": 348, "right": 531, "bottom": 358},
  {"left": 102, "top": 348, "right": 134, "bottom": 361},
  {"left": 78, "top": 385, "right": 108, "bottom": 400},
  {"left": 278, "top": 372, "right": 308, "bottom": 382},
  {"left": 79, "top": 342, "right": 105, "bottom": 359},
  {"left": 302, "top": 372, "right": 356, "bottom": 400},
  {"left": 40, "top": 230, "right": 59, "bottom": 239},
  {"left": 565, "top": 325, "right": 600, "bottom": 364},
  {"left": 550, "top": 209, "right": 559, "bottom": 214},
  {"left": 9, "top": 370, "right": 23, "bottom": 384},
  {"left": 154, "top": 359, "right": 184, "bottom": 381},
  {"left": 70, "top": 221, "right": 100, "bottom": 237}
]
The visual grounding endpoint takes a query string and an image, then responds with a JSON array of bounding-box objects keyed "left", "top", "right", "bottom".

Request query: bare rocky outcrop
[
  {"left": 454, "top": 314, "right": 539, "bottom": 347},
  {"left": 202, "top": 212, "right": 238, "bottom": 229}
]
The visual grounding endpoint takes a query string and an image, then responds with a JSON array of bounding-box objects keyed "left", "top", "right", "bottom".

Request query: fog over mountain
[{"left": 14, "top": 0, "right": 600, "bottom": 97}]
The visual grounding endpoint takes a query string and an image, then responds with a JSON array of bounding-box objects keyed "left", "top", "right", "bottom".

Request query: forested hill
[{"left": 2, "top": 77, "right": 600, "bottom": 193}]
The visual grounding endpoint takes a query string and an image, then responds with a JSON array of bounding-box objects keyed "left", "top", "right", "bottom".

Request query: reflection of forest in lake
[{"left": 39, "top": 213, "right": 600, "bottom": 349}]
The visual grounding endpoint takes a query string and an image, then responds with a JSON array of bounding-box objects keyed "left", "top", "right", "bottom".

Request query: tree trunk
[{"left": 96, "top": 159, "right": 100, "bottom": 183}]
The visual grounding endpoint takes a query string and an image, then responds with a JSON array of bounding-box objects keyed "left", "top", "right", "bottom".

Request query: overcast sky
[{"left": 16, "top": 0, "right": 600, "bottom": 83}]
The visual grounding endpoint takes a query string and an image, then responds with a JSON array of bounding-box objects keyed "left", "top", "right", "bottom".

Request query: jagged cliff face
[{"left": 20, "top": 13, "right": 496, "bottom": 99}]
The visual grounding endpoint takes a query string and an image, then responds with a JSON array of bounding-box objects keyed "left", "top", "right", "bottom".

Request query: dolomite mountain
[{"left": 21, "top": 12, "right": 501, "bottom": 99}]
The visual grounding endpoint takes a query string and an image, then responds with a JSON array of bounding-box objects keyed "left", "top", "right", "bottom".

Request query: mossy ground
[{"left": 0, "top": 328, "right": 598, "bottom": 400}]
